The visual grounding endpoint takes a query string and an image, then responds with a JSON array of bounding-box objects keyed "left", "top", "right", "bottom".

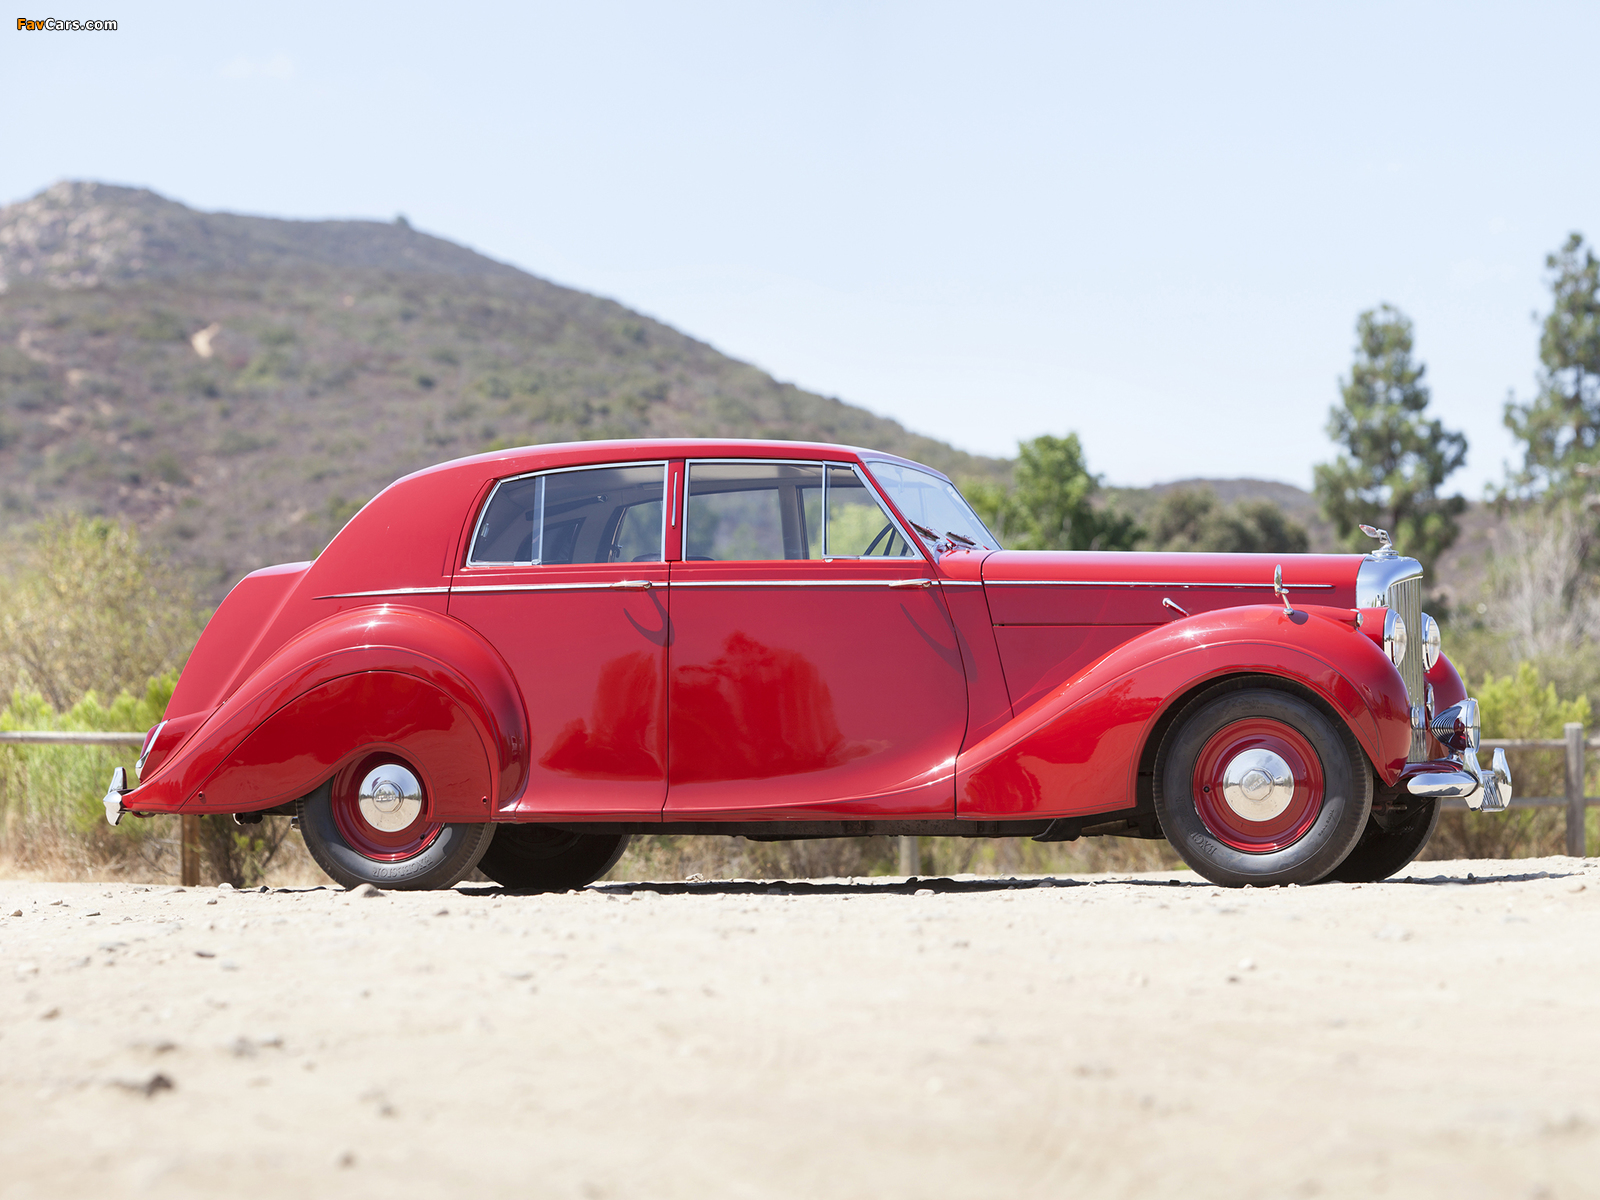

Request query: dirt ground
[{"left": 2, "top": 857, "right": 1598, "bottom": 1200}]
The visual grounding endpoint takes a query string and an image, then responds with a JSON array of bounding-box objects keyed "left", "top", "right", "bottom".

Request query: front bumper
[
  {"left": 1401, "top": 748, "right": 1514, "bottom": 811},
  {"left": 1397, "top": 695, "right": 1513, "bottom": 812}
]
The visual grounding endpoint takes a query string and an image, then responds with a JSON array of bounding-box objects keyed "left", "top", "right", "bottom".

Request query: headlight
[
  {"left": 1419, "top": 612, "right": 1440, "bottom": 671},
  {"left": 1383, "top": 610, "right": 1407, "bottom": 667}
]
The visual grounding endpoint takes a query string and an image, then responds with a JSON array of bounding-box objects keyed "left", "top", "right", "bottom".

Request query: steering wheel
[{"left": 863, "top": 523, "right": 894, "bottom": 556}]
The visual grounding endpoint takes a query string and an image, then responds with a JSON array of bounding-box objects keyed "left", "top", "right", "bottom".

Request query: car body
[{"left": 105, "top": 439, "right": 1512, "bottom": 888}]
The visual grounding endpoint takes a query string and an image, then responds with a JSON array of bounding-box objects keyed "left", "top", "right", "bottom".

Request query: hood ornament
[
  {"left": 1358, "top": 524, "right": 1398, "bottom": 559},
  {"left": 1273, "top": 564, "right": 1295, "bottom": 617}
]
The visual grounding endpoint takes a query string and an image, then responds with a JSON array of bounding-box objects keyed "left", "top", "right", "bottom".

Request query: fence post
[
  {"left": 1565, "top": 722, "right": 1586, "bottom": 858},
  {"left": 180, "top": 813, "right": 201, "bottom": 886},
  {"left": 897, "top": 834, "right": 921, "bottom": 877}
]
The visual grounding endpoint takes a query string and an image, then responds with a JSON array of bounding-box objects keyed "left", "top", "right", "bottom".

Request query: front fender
[
  {"left": 956, "top": 604, "right": 1412, "bottom": 820},
  {"left": 124, "top": 606, "right": 527, "bottom": 816}
]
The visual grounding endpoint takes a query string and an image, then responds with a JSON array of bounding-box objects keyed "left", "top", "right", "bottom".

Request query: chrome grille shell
[{"left": 1356, "top": 555, "right": 1428, "bottom": 761}]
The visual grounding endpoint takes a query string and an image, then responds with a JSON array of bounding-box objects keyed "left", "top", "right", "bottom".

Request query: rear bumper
[{"left": 103, "top": 767, "right": 130, "bottom": 826}]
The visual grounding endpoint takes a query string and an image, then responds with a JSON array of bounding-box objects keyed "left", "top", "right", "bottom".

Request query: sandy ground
[{"left": 2, "top": 858, "right": 1599, "bottom": 1200}]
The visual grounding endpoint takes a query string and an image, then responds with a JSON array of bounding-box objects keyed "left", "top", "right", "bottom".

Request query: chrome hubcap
[
  {"left": 357, "top": 764, "right": 423, "bottom": 832},
  {"left": 1219, "top": 749, "right": 1294, "bottom": 821}
]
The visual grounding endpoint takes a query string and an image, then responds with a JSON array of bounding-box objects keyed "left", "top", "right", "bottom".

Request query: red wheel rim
[
  {"left": 330, "top": 754, "right": 443, "bottom": 862},
  {"left": 1191, "top": 718, "right": 1324, "bottom": 853}
]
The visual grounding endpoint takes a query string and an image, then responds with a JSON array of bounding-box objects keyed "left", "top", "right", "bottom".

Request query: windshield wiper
[
  {"left": 944, "top": 530, "right": 977, "bottom": 547},
  {"left": 909, "top": 521, "right": 941, "bottom": 543}
]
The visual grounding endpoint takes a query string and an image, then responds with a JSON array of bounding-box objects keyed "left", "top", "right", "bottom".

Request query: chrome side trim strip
[
  {"left": 451, "top": 582, "right": 655, "bottom": 594},
  {"left": 669, "top": 578, "right": 936, "bottom": 588},
  {"left": 983, "top": 580, "right": 1336, "bottom": 590},
  {"left": 315, "top": 586, "right": 452, "bottom": 599}
]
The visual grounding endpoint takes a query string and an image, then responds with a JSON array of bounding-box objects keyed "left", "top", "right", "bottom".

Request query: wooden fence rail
[{"left": 4, "top": 726, "right": 1595, "bottom": 878}]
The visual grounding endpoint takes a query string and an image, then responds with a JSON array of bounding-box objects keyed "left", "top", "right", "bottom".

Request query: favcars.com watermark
[{"left": 17, "top": 17, "right": 118, "bottom": 29}]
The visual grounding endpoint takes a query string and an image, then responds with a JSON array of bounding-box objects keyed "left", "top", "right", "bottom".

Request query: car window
[
  {"left": 686, "top": 463, "right": 823, "bottom": 561},
  {"left": 865, "top": 460, "right": 1000, "bottom": 550},
  {"left": 469, "top": 464, "right": 665, "bottom": 565},
  {"left": 826, "top": 466, "right": 916, "bottom": 557}
]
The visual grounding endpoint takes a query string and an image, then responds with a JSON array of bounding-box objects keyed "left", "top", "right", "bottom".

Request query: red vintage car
[{"left": 104, "top": 439, "right": 1512, "bottom": 889}]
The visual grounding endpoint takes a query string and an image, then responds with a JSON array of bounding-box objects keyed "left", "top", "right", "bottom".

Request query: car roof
[{"left": 399, "top": 438, "right": 951, "bottom": 489}]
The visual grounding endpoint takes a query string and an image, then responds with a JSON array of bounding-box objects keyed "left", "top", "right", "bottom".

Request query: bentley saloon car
[{"left": 104, "top": 439, "right": 1512, "bottom": 889}]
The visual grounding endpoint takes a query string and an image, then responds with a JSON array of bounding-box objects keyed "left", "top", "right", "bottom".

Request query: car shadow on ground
[{"left": 453, "top": 866, "right": 1587, "bottom": 898}]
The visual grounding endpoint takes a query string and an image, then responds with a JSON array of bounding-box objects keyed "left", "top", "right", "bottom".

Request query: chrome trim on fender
[
  {"left": 451, "top": 582, "right": 657, "bottom": 594},
  {"left": 315, "top": 586, "right": 451, "bottom": 600},
  {"left": 136, "top": 720, "right": 165, "bottom": 780}
]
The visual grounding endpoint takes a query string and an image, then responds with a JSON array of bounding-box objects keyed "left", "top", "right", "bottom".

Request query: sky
[{"left": 4, "top": 0, "right": 1597, "bottom": 495}]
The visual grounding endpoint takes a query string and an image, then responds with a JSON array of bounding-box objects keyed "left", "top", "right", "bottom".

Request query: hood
[{"left": 979, "top": 551, "right": 1367, "bottom": 625}]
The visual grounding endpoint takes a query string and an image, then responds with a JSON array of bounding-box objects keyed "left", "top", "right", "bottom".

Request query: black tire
[
  {"left": 296, "top": 773, "right": 496, "bottom": 891},
  {"left": 476, "top": 825, "right": 631, "bottom": 891},
  {"left": 1323, "top": 793, "right": 1440, "bottom": 883},
  {"left": 1153, "top": 686, "right": 1373, "bottom": 887}
]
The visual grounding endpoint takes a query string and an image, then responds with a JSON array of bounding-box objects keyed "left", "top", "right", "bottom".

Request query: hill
[{"left": 0, "top": 182, "right": 1006, "bottom": 598}]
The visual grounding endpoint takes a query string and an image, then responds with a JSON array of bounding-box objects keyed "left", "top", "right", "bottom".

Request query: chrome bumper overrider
[
  {"left": 1401, "top": 697, "right": 1514, "bottom": 812},
  {"left": 103, "top": 767, "right": 130, "bottom": 826}
]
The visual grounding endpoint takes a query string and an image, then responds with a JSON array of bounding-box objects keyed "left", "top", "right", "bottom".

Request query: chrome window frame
[
  {"left": 466, "top": 460, "right": 670, "bottom": 568},
  {"left": 681, "top": 458, "right": 922, "bottom": 563}
]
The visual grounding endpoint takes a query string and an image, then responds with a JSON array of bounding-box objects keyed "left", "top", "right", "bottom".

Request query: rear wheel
[
  {"left": 1324, "top": 793, "right": 1440, "bottom": 883},
  {"left": 1153, "top": 686, "right": 1372, "bottom": 887},
  {"left": 297, "top": 753, "right": 495, "bottom": 890},
  {"left": 476, "top": 825, "right": 631, "bottom": 891}
]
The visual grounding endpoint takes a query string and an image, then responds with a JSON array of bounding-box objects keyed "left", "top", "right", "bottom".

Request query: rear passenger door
[
  {"left": 665, "top": 459, "right": 968, "bottom": 820},
  {"left": 450, "top": 462, "right": 671, "bottom": 818}
]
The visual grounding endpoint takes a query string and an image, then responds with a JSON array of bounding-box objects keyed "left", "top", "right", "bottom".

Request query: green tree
[
  {"left": 0, "top": 516, "right": 204, "bottom": 710},
  {"left": 970, "top": 434, "right": 1141, "bottom": 551},
  {"left": 1144, "top": 488, "right": 1309, "bottom": 554},
  {"left": 1504, "top": 233, "right": 1600, "bottom": 501},
  {"left": 1314, "top": 304, "right": 1467, "bottom": 574}
]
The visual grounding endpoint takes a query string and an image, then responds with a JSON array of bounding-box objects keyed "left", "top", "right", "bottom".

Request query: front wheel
[
  {"left": 1153, "top": 686, "right": 1372, "bottom": 887},
  {"left": 1324, "top": 794, "right": 1440, "bottom": 883},
  {"left": 476, "top": 825, "right": 631, "bottom": 891},
  {"left": 297, "top": 754, "right": 496, "bottom": 890}
]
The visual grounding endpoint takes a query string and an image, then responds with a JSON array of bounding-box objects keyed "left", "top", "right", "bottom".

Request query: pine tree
[
  {"left": 1505, "top": 233, "right": 1600, "bottom": 500},
  {"left": 1313, "top": 305, "right": 1467, "bottom": 574}
]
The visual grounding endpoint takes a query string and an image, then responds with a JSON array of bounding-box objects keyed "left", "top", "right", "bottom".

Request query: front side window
[
  {"left": 470, "top": 464, "right": 665, "bottom": 566},
  {"left": 686, "top": 463, "right": 823, "bottom": 561},
  {"left": 865, "top": 461, "right": 1000, "bottom": 550},
  {"left": 825, "top": 466, "right": 915, "bottom": 557},
  {"left": 684, "top": 461, "right": 916, "bottom": 560}
]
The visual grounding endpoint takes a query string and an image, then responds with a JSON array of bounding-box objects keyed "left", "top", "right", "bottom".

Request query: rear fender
[
  {"left": 956, "top": 604, "right": 1412, "bottom": 820},
  {"left": 124, "top": 606, "right": 526, "bottom": 816}
]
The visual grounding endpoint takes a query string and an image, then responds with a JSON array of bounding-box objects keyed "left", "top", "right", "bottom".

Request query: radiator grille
[{"left": 1389, "top": 575, "right": 1429, "bottom": 761}]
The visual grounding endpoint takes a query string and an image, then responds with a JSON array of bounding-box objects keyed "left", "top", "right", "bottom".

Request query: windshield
[{"left": 864, "top": 461, "right": 1001, "bottom": 551}]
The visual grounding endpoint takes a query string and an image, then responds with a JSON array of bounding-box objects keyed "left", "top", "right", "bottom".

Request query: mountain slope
[{"left": 0, "top": 182, "right": 1005, "bottom": 598}]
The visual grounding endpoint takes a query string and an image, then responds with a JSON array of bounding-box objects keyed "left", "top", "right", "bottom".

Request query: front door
[
  {"left": 666, "top": 460, "right": 968, "bottom": 820},
  {"left": 450, "top": 461, "right": 671, "bottom": 818}
]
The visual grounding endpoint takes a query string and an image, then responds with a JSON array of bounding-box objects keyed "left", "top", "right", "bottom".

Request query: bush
[
  {"left": 0, "top": 516, "right": 204, "bottom": 709},
  {"left": 1424, "top": 662, "right": 1595, "bottom": 860}
]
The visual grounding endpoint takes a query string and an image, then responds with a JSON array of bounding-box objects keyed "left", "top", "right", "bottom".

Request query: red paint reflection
[
  {"left": 671, "top": 632, "right": 870, "bottom": 782},
  {"left": 540, "top": 651, "right": 662, "bottom": 780}
]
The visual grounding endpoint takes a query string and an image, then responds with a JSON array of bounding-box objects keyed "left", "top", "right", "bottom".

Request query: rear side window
[{"left": 469, "top": 464, "right": 665, "bottom": 565}]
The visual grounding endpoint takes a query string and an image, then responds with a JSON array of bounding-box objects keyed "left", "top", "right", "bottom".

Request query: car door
[
  {"left": 450, "top": 461, "right": 671, "bottom": 818},
  {"left": 665, "top": 459, "right": 968, "bottom": 820}
]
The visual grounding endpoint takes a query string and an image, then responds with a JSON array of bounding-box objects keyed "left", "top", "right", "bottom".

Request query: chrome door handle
[
  {"left": 609, "top": 579, "right": 654, "bottom": 590},
  {"left": 887, "top": 578, "right": 933, "bottom": 589}
]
